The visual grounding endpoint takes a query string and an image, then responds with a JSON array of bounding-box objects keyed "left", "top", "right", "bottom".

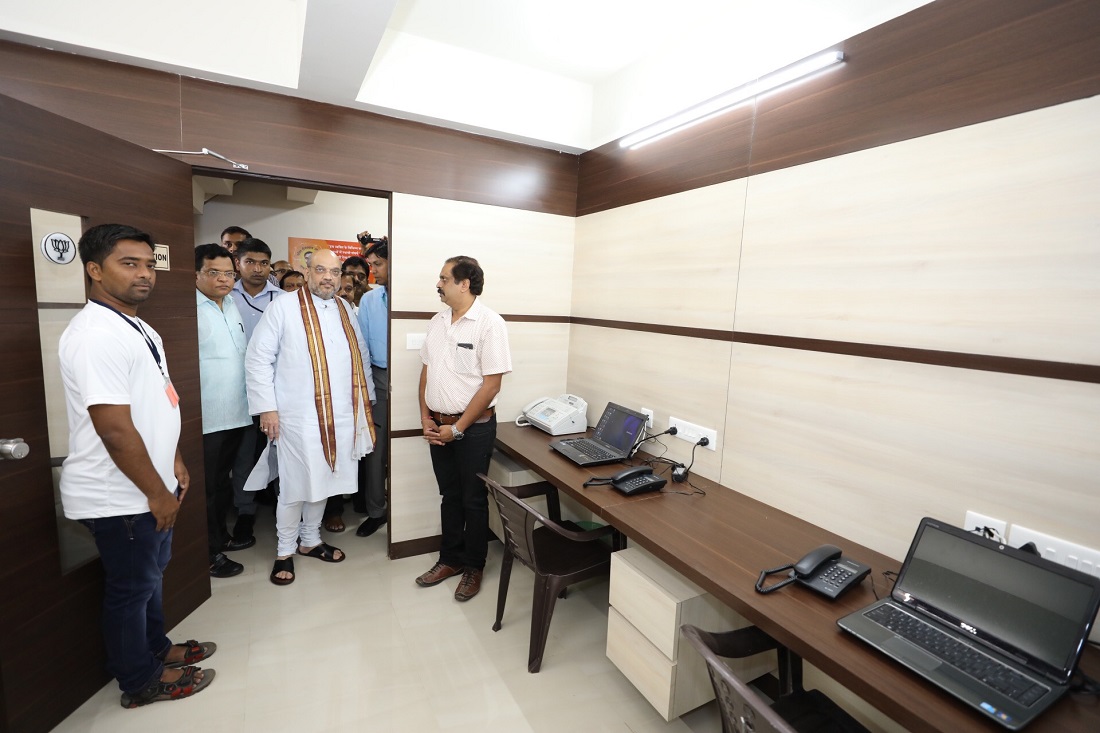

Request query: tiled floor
[{"left": 53, "top": 513, "right": 720, "bottom": 732}]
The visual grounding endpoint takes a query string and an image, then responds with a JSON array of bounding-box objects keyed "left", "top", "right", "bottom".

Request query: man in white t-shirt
[{"left": 59, "top": 224, "right": 217, "bottom": 708}]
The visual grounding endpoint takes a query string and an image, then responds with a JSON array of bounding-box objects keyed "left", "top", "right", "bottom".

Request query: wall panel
[
  {"left": 722, "top": 343, "right": 1100, "bottom": 563},
  {"left": 736, "top": 96, "right": 1100, "bottom": 364},
  {"left": 567, "top": 325, "right": 732, "bottom": 481},
  {"left": 573, "top": 180, "right": 746, "bottom": 330},
  {"left": 390, "top": 193, "right": 575, "bottom": 316}
]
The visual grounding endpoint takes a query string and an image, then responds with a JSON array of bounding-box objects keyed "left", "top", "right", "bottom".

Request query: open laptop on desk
[
  {"left": 550, "top": 402, "right": 646, "bottom": 467},
  {"left": 838, "top": 517, "right": 1100, "bottom": 730}
]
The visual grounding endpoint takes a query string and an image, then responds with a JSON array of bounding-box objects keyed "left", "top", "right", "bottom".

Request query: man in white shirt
[
  {"left": 60, "top": 223, "right": 216, "bottom": 707},
  {"left": 195, "top": 244, "right": 253, "bottom": 579},
  {"left": 245, "top": 249, "right": 377, "bottom": 585},
  {"left": 229, "top": 237, "right": 284, "bottom": 545},
  {"left": 416, "top": 256, "right": 512, "bottom": 601}
]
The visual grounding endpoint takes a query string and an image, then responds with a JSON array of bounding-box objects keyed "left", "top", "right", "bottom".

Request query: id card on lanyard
[{"left": 90, "top": 300, "right": 180, "bottom": 407}]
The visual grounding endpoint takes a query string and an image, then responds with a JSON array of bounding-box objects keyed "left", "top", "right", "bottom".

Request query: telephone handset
[
  {"left": 756, "top": 544, "right": 871, "bottom": 599},
  {"left": 610, "top": 466, "right": 666, "bottom": 495}
]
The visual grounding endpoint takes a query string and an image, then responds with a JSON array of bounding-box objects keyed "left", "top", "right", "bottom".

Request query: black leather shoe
[
  {"left": 209, "top": 553, "right": 244, "bottom": 578},
  {"left": 223, "top": 536, "right": 256, "bottom": 552},
  {"left": 355, "top": 515, "right": 388, "bottom": 537}
]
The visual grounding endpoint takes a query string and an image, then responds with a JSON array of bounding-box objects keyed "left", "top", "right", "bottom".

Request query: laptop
[
  {"left": 550, "top": 402, "right": 647, "bottom": 467},
  {"left": 838, "top": 517, "right": 1100, "bottom": 730}
]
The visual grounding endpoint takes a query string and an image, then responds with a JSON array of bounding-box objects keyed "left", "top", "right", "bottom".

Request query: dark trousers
[
  {"left": 79, "top": 513, "right": 172, "bottom": 695},
  {"left": 326, "top": 365, "right": 389, "bottom": 519},
  {"left": 204, "top": 426, "right": 245, "bottom": 558},
  {"left": 430, "top": 416, "right": 496, "bottom": 570},
  {"left": 231, "top": 417, "right": 264, "bottom": 516}
]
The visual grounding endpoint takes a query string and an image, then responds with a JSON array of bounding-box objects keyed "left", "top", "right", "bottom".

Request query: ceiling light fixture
[{"left": 619, "top": 50, "right": 846, "bottom": 151}]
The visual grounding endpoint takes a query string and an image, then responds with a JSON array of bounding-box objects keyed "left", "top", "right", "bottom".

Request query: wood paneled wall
[
  {"left": 0, "top": 42, "right": 579, "bottom": 217},
  {"left": 577, "top": 0, "right": 1100, "bottom": 216}
]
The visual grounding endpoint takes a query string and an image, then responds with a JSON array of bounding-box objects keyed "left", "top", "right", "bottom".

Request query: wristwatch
[{"left": 450, "top": 426, "right": 465, "bottom": 441}]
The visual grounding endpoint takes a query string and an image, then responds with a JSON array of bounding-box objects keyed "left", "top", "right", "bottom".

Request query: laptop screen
[
  {"left": 894, "top": 519, "right": 1100, "bottom": 681},
  {"left": 592, "top": 402, "right": 647, "bottom": 452}
]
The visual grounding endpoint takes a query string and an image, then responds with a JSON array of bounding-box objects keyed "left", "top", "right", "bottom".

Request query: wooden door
[{"left": 0, "top": 94, "right": 207, "bottom": 733}]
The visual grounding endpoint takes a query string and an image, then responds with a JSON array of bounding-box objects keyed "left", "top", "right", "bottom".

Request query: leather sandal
[
  {"left": 323, "top": 515, "right": 346, "bottom": 532},
  {"left": 297, "top": 542, "right": 345, "bottom": 563},
  {"left": 163, "top": 640, "right": 217, "bottom": 668},
  {"left": 120, "top": 665, "right": 215, "bottom": 708},
  {"left": 270, "top": 557, "right": 295, "bottom": 585}
]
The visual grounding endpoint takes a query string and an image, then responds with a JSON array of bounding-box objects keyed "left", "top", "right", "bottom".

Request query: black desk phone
[
  {"left": 609, "top": 466, "right": 666, "bottom": 496},
  {"left": 756, "top": 544, "right": 872, "bottom": 599}
]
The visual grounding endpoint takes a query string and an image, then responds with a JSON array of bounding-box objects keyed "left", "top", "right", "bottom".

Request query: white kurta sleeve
[{"left": 245, "top": 298, "right": 282, "bottom": 415}]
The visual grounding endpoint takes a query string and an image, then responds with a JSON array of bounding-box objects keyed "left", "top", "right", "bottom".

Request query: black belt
[{"left": 430, "top": 407, "right": 494, "bottom": 426}]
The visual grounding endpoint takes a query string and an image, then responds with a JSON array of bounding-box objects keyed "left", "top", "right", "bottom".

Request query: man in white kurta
[{"left": 245, "top": 249, "right": 376, "bottom": 585}]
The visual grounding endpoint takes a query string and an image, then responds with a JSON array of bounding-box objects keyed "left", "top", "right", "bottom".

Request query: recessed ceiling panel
[{"left": 0, "top": 0, "right": 307, "bottom": 87}]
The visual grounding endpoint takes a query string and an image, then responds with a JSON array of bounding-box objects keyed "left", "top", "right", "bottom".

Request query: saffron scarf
[{"left": 298, "top": 287, "right": 376, "bottom": 472}]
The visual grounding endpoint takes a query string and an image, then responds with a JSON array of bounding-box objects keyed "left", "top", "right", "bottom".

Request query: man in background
[
  {"left": 195, "top": 244, "right": 253, "bottom": 579},
  {"left": 341, "top": 255, "right": 371, "bottom": 305},
  {"left": 60, "top": 223, "right": 216, "bottom": 707},
  {"left": 280, "top": 270, "right": 305, "bottom": 292},
  {"left": 246, "top": 249, "right": 377, "bottom": 585},
  {"left": 271, "top": 259, "right": 291, "bottom": 286},
  {"left": 416, "top": 256, "right": 511, "bottom": 601},
  {"left": 229, "top": 237, "right": 284, "bottom": 545},
  {"left": 355, "top": 236, "right": 390, "bottom": 538},
  {"left": 220, "top": 226, "right": 250, "bottom": 256}
]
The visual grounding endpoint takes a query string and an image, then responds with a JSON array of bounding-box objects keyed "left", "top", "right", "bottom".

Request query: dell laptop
[
  {"left": 550, "top": 402, "right": 647, "bottom": 467},
  {"left": 838, "top": 517, "right": 1100, "bottom": 730}
]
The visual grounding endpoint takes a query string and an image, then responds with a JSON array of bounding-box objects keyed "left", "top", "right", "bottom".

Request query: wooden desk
[{"left": 495, "top": 423, "right": 1100, "bottom": 733}]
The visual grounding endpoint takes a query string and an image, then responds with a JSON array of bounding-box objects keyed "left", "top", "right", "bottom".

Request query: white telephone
[{"left": 517, "top": 394, "right": 588, "bottom": 436}]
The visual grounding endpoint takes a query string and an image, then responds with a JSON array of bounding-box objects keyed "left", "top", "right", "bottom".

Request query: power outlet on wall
[
  {"left": 641, "top": 408, "right": 654, "bottom": 430},
  {"left": 963, "top": 511, "right": 1009, "bottom": 543},
  {"left": 668, "top": 417, "right": 717, "bottom": 451}
]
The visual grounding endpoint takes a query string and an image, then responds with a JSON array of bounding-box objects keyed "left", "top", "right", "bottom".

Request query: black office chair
[
  {"left": 478, "top": 473, "right": 615, "bottom": 673},
  {"left": 681, "top": 624, "right": 869, "bottom": 733}
]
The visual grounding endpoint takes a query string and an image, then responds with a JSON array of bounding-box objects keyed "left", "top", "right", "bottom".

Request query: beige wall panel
[
  {"left": 389, "top": 436, "right": 442, "bottom": 544},
  {"left": 722, "top": 343, "right": 1100, "bottom": 563},
  {"left": 390, "top": 318, "right": 433, "bottom": 433},
  {"left": 38, "top": 311, "right": 80, "bottom": 459},
  {"left": 736, "top": 96, "right": 1100, "bottom": 364},
  {"left": 390, "top": 319, "right": 570, "bottom": 433},
  {"left": 572, "top": 180, "right": 745, "bottom": 330},
  {"left": 566, "top": 324, "right": 731, "bottom": 481},
  {"left": 390, "top": 193, "right": 575, "bottom": 316}
]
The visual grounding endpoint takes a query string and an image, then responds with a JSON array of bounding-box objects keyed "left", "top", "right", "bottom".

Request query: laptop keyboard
[
  {"left": 566, "top": 439, "right": 616, "bottom": 461},
  {"left": 866, "top": 604, "right": 1049, "bottom": 706}
]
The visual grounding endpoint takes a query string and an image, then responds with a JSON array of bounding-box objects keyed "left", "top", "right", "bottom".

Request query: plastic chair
[
  {"left": 681, "top": 624, "right": 870, "bottom": 733},
  {"left": 479, "top": 473, "right": 615, "bottom": 673}
]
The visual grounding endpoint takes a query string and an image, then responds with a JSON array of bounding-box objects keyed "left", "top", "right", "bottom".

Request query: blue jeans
[
  {"left": 79, "top": 513, "right": 172, "bottom": 694},
  {"left": 430, "top": 416, "right": 496, "bottom": 570}
]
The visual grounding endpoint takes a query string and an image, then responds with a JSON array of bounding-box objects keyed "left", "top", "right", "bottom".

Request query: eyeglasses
[
  {"left": 202, "top": 269, "right": 236, "bottom": 280},
  {"left": 313, "top": 266, "right": 343, "bottom": 277}
]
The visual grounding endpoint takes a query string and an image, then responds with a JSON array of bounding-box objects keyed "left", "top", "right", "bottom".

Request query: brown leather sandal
[{"left": 120, "top": 665, "right": 215, "bottom": 708}]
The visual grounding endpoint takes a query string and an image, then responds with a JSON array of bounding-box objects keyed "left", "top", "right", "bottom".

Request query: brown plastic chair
[
  {"left": 681, "top": 624, "right": 870, "bottom": 733},
  {"left": 479, "top": 473, "right": 615, "bottom": 673}
]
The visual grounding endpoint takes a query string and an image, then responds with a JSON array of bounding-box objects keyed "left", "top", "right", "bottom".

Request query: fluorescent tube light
[{"left": 620, "top": 50, "right": 845, "bottom": 150}]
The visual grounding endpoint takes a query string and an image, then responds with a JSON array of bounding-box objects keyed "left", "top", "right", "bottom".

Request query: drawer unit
[{"left": 607, "top": 547, "right": 774, "bottom": 720}]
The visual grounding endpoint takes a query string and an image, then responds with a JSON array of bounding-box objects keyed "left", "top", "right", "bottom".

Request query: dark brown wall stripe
[
  {"left": 577, "top": 0, "right": 1100, "bottom": 216},
  {"left": 394, "top": 312, "right": 1100, "bottom": 384}
]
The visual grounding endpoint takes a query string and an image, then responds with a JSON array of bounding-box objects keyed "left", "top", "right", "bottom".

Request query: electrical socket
[
  {"left": 963, "top": 511, "right": 1008, "bottom": 542},
  {"left": 641, "top": 408, "right": 654, "bottom": 430},
  {"left": 668, "top": 417, "right": 717, "bottom": 451},
  {"left": 1008, "top": 524, "right": 1100, "bottom": 643}
]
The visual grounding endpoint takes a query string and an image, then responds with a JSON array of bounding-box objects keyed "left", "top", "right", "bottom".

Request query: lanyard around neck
[{"left": 89, "top": 299, "right": 164, "bottom": 373}]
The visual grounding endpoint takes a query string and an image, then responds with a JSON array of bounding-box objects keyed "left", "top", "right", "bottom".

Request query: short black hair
[
  {"left": 446, "top": 255, "right": 484, "bottom": 296},
  {"left": 195, "top": 243, "right": 234, "bottom": 271},
  {"left": 363, "top": 236, "right": 388, "bottom": 261},
  {"left": 220, "top": 225, "right": 251, "bottom": 239},
  {"left": 342, "top": 256, "right": 368, "bottom": 273},
  {"left": 280, "top": 270, "right": 304, "bottom": 287},
  {"left": 78, "top": 224, "right": 155, "bottom": 267},
  {"left": 236, "top": 237, "right": 272, "bottom": 258}
]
